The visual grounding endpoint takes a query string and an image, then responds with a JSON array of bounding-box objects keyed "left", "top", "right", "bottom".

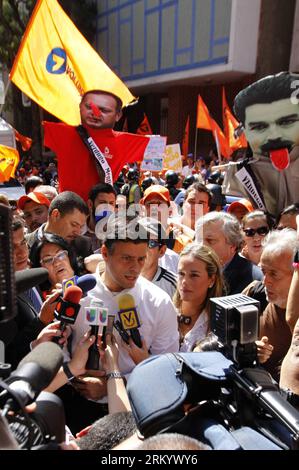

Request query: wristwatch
[
  {"left": 62, "top": 362, "right": 75, "bottom": 382},
  {"left": 106, "top": 371, "right": 123, "bottom": 380}
]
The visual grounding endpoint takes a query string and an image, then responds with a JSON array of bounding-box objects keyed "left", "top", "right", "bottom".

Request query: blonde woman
[{"left": 173, "top": 243, "right": 225, "bottom": 352}]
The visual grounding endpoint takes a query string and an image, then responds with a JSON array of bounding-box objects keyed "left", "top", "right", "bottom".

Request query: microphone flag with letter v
[{"left": 118, "top": 293, "right": 141, "bottom": 331}]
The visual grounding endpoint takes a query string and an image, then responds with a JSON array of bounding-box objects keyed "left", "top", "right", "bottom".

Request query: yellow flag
[
  {"left": 10, "top": 0, "right": 135, "bottom": 126},
  {"left": 0, "top": 145, "right": 20, "bottom": 182}
]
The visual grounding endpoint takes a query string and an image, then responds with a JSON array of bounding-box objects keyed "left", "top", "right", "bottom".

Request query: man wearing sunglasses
[{"left": 140, "top": 220, "right": 177, "bottom": 299}]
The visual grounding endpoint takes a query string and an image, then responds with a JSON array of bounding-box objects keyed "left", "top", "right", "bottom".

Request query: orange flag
[
  {"left": 0, "top": 145, "right": 20, "bottom": 182},
  {"left": 137, "top": 113, "right": 152, "bottom": 135},
  {"left": 122, "top": 117, "right": 129, "bottom": 132},
  {"left": 196, "top": 94, "right": 230, "bottom": 159},
  {"left": 14, "top": 129, "right": 33, "bottom": 151},
  {"left": 222, "top": 87, "right": 247, "bottom": 151},
  {"left": 182, "top": 116, "right": 190, "bottom": 160}
]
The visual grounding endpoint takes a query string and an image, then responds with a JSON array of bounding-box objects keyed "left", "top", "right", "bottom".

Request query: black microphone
[
  {"left": 0, "top": 342, "right": 63, "bottom": 412},
  {"left": 0, "top": 203, "right": 17, "bottom": 323},
  {"left": 15, "top": 268, "right": 49, "bottom": 294},
  {"left": 117, "top": 294, "right": 142, "bottom": 348}
]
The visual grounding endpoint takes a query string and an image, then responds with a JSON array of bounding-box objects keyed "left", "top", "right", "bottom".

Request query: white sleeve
[{"left": 149, "top": 298, "right": 179, "bottom": 355}]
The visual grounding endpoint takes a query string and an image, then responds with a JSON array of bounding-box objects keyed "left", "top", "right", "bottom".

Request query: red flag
[
  {"left": 0, "top": 145, "right": 20, "bottom": 182},
  {"left": 196, "top": 94, "right": 230, "bottom": 159},
  {"left": 196, "top": 95, "right": 213, "bottom": 130},
  {"left": 43, "top": 122, "right": 149, "bottom": 201},
  {"left": 182, "top": 116, "right": 190, "bottom": 160},
  {"left": 14, "top": 129, "right": 33, "bottom": 151},
  {"left": 222, "top": 87, "right": 247, "bottom": 151},
  {"left": 137, "top": 113, "right": 152, "bottom": 135},
  {"left": 122, "top": 117, "right": 129, "bottom": 132}
]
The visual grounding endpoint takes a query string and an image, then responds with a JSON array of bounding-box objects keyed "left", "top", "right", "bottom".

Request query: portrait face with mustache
[{"left": 244, "top": 98, "right": 299, "bottom": 167}]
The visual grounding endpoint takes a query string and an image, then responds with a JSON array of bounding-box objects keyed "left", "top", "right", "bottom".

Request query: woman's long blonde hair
[{"left": 173, "top": 243, "right": 224, "bottom": 319}]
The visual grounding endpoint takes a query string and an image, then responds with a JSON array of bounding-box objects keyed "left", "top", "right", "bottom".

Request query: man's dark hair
[
  {"left": 103, "top": 217, "right": 149, "bottom": 253},
  {"left": 81, "top": 90, "right": 123, "bottom": 113},
  {"left": 278, "top": 203, "right": 299, "bottom": 218},
  {"left": 25, "top": 176, "right": 44, "bottom": 194},
  {"left": 76, "top": 411, "right": 137, "bottom": 450},
  {"left": 11, "top": 216, "right": 25, "bottom": 232},
  {"left": 88, "top": 183, "right": 117, "bottom": 204},
  {"left": 48, "top": 191, "right": 89, "bottom": 217},
  {"left": 184, "top": 182, "right": 212, "bottom": 207},
  {"left": 234, "top": 72, "right": 299, "bottom": 124}
]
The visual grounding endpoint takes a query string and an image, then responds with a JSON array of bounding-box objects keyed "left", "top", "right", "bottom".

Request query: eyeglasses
[
  {"left": 243, "top": 226, "right": 269, "bottom": 237},
  {"left": 148, "top": 240, "right": 163, "bottom": 249},
  {"left": 40, "top": 250, "right": 68, "bottom": 266}
]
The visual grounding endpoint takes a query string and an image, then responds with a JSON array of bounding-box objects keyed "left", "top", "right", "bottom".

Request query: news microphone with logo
[
  {"left": 62, "top": 273, "right": 96, "bottom": 296},
  {"left": 54, "top": 286, "right": 82, "bottom": 342},
  {"left": 85, "top": 299, "right": 109, "bottom": 369},
  {"left": 117, "top": 294, "right": 142, "bottom": 348},
  {"left": 0, "top": 342, "right": 63, "bottom": 412}
]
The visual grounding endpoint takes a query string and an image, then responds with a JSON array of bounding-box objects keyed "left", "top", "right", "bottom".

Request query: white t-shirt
[
  {"left": 182, "top": 165, "right": 194, "bottom": 177},
  {"left": 159, "top": 248, "right": 179, "bottom": 274},
  {"left": 69, "top": 274, "right": 179, "bottom": 376}
]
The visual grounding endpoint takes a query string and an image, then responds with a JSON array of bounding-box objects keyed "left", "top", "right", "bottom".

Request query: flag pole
[{"left": 194, "top": 126, "right": 198, "bottom": 158}]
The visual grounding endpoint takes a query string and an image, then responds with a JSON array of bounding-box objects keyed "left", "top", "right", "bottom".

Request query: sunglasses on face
[
  {"left": 40, "top": 250, "right": 68, "bottom": 266},
  {"left": 243, "top": 226, "right": 269, "bottom": 237},
  {"left": 148, "top": 240, "right": 163, "bottom": 249}
]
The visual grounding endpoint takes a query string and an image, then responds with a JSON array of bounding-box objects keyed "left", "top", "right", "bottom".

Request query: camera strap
[{"left": 76, "top": 125, "right": 113, "bottom": 185}]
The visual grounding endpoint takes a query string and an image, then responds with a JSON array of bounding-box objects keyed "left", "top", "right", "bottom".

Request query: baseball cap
[
  {"left": 18, "top": 191, "right": 51, "bottom": 210},
  {"left": 140, "top": 185, "right": 170, "bottom": 206},
  {"left": 227, "top": 198, "right": 254, "bottom": 214}
]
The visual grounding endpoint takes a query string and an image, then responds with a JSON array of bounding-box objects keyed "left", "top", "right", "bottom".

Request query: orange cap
[
  {"left": 18, "top": 191, "right": 51, "bottom": 210},
  {"left": 140, "top": 185, "right": 170, "bottom": 206},
  {"left": 227, "top": 198, "right": 254, "bottom": 214}
]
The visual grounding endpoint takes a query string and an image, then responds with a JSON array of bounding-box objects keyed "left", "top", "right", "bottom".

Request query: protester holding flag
[{"left": 10, "top": 0, "right": 150, "bottom": 201}]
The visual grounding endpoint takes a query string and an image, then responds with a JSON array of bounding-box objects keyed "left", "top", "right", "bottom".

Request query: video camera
[
  {"left": 127, "top": 294, "right": 299, "bottom": 450},
  {"left": 0, "top": 343, "right": 66, "bottom": 449}
]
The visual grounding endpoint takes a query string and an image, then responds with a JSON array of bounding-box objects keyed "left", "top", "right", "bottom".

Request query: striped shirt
[{"left": 152, "top": 266, "right": 177, "bottom": 299}]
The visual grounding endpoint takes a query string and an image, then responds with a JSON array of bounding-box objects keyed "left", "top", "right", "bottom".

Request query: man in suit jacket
[
  {"left": 26, "top": 191, "right": 93, "bottom": 268},
  {"left": 195, "top": 211, "right": 263, "bottom": 294}
]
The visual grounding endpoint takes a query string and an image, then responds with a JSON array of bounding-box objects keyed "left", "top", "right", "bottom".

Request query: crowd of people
[{"left": 1, "top": 81, "right": 299, "bottom": 451}]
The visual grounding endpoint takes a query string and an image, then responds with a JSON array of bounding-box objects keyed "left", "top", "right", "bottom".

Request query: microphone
[
  {"left": 15, "top": 268, "right": 49, "bottom": 294},
  {"left": 62, "top": 273, "right": 96, "bottom": 296},
  {"left": 117, "top": 294, "right": 142, "bottom": 348},
  {"left": 0, "top": 203, "right": 17, "bottom": 323},
  {"left": 54, "top": 286, "right": 82, "bottom": 340},
  {"left": 85, "top": 299, "right": 108, "bottom": 369},
  {"left": 0, "top": 342, "right": 63, "bottom": 412}
]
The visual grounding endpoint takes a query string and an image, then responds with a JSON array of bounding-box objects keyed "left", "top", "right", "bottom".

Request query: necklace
[{"left": 177, "top": 314, "right": 192, "bottom": 325}]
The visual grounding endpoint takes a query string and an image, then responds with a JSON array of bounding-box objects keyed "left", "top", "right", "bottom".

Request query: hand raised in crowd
[
  {"left": 102, "top": 332, "right": 120, "bottom": 373},
  {"left": 122, "top": 336, "right": 150, "bottom": 365},
  {"left": 31, "top": 321, "right": 70, "bottom": 349},
  {"left": 72, "top": 333, "right": 107, "bottom": 400},
  {"left": 255, "top": 335, "right": 274, "bottom": 364},
  {"left": 39, "top": 289, "right": 61, "bottom": 325},
  {"left": 68, "top": 330, "right": 96, "bottom": 377}
]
